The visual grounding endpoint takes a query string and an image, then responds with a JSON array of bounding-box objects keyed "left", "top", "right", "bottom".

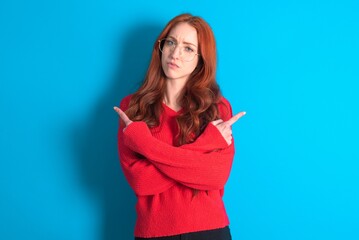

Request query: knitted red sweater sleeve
[
  {"left": 122, "top": 99, "right": 235, "bottom": 191},
  {"left": 118, "top": 96, "right": 177, "bottom": 196},
  {"left": 117, "top": 96, "right": 231, "bottom": 195},
  {"left": 118, "top": 128, "right": 177, "bottom": 196}
]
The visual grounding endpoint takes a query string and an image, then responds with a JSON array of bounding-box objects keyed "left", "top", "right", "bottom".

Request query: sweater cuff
[
  {"left": 196, "top": 123, "right": 229, "bottom": 149},
  {"left": 123, "top": 121, "right": 152, "bottom": 153}
]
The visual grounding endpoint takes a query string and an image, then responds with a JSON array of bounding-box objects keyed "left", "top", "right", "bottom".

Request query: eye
[
  {"left": 165, "top": 39, "right": 175, "bottom": 46},
  {"left": 184, "top": 46, "right": 194, "bottom": 53}
]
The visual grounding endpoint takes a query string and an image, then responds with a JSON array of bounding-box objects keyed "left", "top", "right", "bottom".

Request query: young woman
[{"left": 114, "top": 13, "right": 246, "bottom": 240}]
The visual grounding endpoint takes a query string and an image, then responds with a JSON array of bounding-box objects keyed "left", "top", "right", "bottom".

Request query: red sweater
[{"left": 117, "top": 95, "right": 235, "bottom": 238}]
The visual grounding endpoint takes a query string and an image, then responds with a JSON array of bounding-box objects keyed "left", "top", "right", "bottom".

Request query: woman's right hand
[
  {"left": 114, "top": 106, "right": 133, "bottom": 131},
  {"left": 211, "top": 111, "right": 246, "bottom": 145}
]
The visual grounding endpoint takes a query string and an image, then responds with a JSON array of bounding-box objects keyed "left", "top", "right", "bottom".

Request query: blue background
[{"left": 1, "top": 0, "right": 358, "bottom": 239}]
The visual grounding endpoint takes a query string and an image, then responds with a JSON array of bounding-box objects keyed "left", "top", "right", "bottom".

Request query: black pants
[{"left": 135, "top": 226, "right": 232, "bottom": 240}]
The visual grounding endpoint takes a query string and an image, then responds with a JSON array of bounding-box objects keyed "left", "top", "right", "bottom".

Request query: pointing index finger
[
  {"left": 114, "top": 106, "right": 131, "bottom": 124},
  {"left": 226, "top": 111, "right": 246, "bottom": 126}
]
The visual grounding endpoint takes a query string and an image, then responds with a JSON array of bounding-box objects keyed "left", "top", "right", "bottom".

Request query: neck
[{"left": 163, "top": 78, "right": 187, "bottom": 111}]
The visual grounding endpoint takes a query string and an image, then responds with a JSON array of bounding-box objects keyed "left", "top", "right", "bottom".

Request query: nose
[{"left": 170, "top": 45, "right": 182, "bottom": 59}]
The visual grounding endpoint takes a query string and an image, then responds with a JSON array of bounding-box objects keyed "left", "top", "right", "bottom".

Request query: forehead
[{"left": 168, "top": 23, "right": 198, "bottom": 45}]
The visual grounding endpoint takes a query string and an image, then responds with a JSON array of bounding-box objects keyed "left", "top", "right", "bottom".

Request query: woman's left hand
[
  {"left": 211, "top": 111, "right": 246, "bottom": 145},
  {"left": 114, "top": 106, "right": 133, "bottom": 131}
]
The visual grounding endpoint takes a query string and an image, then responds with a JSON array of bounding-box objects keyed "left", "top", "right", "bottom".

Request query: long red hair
[{"left": 126, "top": 13, "right": 224, "bottom": 146}]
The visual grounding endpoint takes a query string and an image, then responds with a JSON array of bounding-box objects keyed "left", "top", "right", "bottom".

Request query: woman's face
[{"left": 161, "top": 23, "right": 199, "bottom": 83}]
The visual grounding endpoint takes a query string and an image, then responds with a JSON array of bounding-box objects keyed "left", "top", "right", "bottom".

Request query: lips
[{"left": 167, "top": 62, "right": 179, "bottom": 68}]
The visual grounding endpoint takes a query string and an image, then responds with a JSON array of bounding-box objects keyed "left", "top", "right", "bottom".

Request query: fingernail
[{"left": 243, "top": 111, "right": 246, "bottom": 115}]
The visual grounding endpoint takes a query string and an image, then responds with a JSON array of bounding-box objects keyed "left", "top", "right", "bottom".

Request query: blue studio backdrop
[{"left": 1, "top": 0, "right": 358, "bottom": 239}]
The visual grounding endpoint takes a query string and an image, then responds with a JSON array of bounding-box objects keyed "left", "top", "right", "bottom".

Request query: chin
[{"left": 163, "top": 70, "right": 179, "bottom": 79}]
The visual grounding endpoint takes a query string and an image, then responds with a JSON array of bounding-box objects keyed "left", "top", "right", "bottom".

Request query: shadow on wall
[{"left": 72, "top": 22, "right": 163, "bottom": 240}]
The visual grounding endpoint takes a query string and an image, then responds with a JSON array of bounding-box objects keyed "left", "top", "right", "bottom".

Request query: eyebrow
[{"left": 167, "top": 36, "right": 198, "bottom": 48}]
